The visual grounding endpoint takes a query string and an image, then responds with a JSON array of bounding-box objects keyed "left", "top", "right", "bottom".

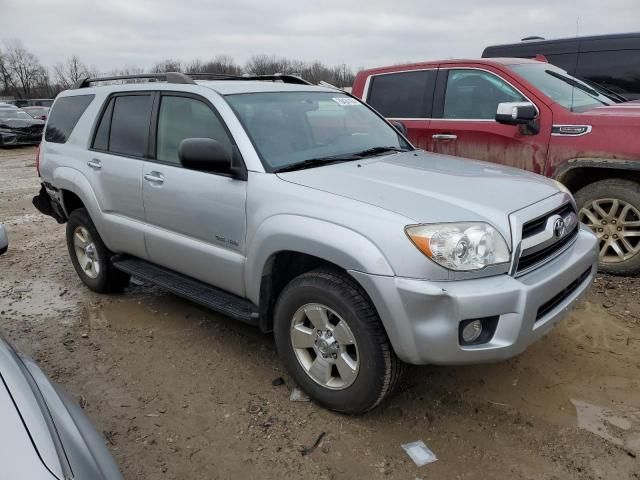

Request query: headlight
[{"left": 405, "top": 222, "right": 510, "bottom": 271}]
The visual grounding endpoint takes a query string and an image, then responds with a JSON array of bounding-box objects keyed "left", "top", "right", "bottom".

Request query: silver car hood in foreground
[
  {"left": 0, "top": 333, "right": 123, "bottom": 480},
  {"left": 278, "top": 150, "right": 560, "bottom": 241}
]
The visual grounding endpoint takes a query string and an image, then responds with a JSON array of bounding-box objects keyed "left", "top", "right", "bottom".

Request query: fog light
[{"left": 461, "top": 320, "right": 482, "bottom": 343}]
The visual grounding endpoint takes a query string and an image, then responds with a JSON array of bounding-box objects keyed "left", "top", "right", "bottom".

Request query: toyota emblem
[{"left": 553, "top": 218, "right": 566, "bottom": 238}]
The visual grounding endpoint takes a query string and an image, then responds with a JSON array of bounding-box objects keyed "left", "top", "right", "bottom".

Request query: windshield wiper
[
  {"left": 350, "top": 146, "right": 409, "bottom": 157},
  {"left": 545, "top": 70, "right": 604, "bottom": 98},
  {"left": 273, "top": 147, "right": 409, "bottom": 173},
  {"left": 273, "top": 156, "right": 354, "bottom": 173},
  {"left": 578, "top": 77, "right": 628, "bottom": 103}
]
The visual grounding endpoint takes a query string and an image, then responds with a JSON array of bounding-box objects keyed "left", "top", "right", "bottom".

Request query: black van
[{"left": 482, "top": 32, "right": 640, "bottom": 100}]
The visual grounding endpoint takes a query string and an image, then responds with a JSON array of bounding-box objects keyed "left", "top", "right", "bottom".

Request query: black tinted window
[
  {"left": 45, "top": 94, "right": 94, "bottom": 143},
  {"left": 367, "top": 70, "right": 436, "bottom": 118},
  {"left": 545, "top": 53, "right": 579, "bottom": 73},
  {"left": 92, "top": 98, "right": 114, "bottom": 151},
  {"left": 156, "top": 96, "right": 232, "bottom": 165},
  {"left": 109, "top": 95, "right": 152, "bottom": 157},
  {"left": 577, "top": 50, "right": 640, "bottom": 99}
]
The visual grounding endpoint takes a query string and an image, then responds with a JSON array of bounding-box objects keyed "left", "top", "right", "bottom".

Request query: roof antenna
[{"left": 570, "top": 16, "right": 580, "bottom": 112}]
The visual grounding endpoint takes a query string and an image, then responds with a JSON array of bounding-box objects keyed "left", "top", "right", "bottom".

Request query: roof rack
[{"left": 73, "top": 72, "right": 311, "bottom": 89}]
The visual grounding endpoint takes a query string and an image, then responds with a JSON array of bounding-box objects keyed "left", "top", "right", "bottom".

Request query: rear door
[
  {"left": 428, "top": 67, "right": 550, "bottom": 173},
  {"left": 85, "top": 92, "right": 152, "bottom": 258},
  {"left": 364, "top": 69, "right": 437, "bottom": 149},
  {"left": 142, "top": 92, "right": 247, "bottom": 296}
]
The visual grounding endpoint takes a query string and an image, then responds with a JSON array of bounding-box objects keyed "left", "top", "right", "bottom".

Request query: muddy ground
[{"left": 1, "top": 146, "right": 639, "bottom": 479}]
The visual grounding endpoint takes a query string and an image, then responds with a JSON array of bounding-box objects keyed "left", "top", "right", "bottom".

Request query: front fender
[{"left": 244, "top": 214, "right": 394, "bottom": 304}]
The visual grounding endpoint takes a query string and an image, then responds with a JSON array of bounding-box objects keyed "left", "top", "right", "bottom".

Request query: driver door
[
  {"left": 429, "top": 68, "right": 550, "bottom": 174},
  {"left": 142, "top": 93, "right": 247, "bottom": 296}
]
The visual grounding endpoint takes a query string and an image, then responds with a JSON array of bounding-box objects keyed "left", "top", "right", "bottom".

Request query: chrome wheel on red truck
[{"left": 576, "top": 179, "right": 640, "bottom": 275}]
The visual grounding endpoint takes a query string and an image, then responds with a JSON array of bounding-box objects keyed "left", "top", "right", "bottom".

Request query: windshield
[
  {"left": 0, "top": 109, "right": 34, "bottom": 120},
  {"left": 509, "top": 63, "right": 616, "bottom": 112},
  {"left": 225, "top": 91, "right": 411, "bottom": 172}
]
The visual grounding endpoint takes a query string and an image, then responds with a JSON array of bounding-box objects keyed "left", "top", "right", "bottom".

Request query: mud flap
[{"left": 33, "top": 185, "right": 66, "bottom": 224}]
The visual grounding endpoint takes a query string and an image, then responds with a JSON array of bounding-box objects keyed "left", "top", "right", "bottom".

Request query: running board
[{"left": 112, "top": 256, "right": 260, "bottom": 326}]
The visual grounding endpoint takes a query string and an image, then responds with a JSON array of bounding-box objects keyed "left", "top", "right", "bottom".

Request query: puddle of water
[
  {"left": 87, "top": 294, "right": 225, "bottom": 332},
  {"left": 0, "top": 279, "right": 77, "bottom": 322},
  {"left": 571, "top": 399, "right": 640, "bottom": 454}
]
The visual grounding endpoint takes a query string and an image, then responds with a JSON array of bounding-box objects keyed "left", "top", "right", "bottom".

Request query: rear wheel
[
  {"left": 575, "top": 179, "right": 640, "bottom": 275},
  {"left": 273, "top": 268, "right": 404, "bottom": 414},
  {"left": 66, "top": 208, "right": 130, "bottom": 292}
]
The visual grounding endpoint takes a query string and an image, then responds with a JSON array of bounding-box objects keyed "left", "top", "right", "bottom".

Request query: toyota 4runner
[{"left": 34, "top": 72, "right": 598, "bottom": 413}]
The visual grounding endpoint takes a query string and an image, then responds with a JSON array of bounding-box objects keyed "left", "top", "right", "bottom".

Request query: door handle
[
  {"left": 87, "top": 158, "right": 102, "bottom": 169},
  {"left": 143, "top": 172, "right": 165, "bottom": 185},
  {"left": 432, "top": 134, "right": 457, "bottom": 141}
]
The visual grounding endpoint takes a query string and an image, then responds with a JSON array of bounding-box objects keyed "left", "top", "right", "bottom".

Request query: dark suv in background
[{"left": 483, "top": 32, "right": 640, "bottom": 100}]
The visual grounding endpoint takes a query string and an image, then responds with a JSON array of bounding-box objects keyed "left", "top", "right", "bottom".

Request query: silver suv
[{"left": 34, "top": 72, "right": 598, "bottom": 414}]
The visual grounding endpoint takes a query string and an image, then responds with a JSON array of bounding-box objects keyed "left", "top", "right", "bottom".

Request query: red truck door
[
  {"left": 428, "top": 67, "right": 551, "bottom": 174},
  {"left": 362, "top": 68, "right": 437, "bottom": 150}
]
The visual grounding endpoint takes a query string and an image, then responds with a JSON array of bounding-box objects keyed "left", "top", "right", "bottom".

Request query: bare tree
[
  {"left": 54, "top": 54, "right": 94, "bottom": 88},
  {"left": 190, "top": 55, "right": 242, "bottom": 75},
  {"left": 150, "top": 59, "right": 183, "bottom": 73},
  {"left": 2, "top": 39, "right": 47, "bottom": 98}
]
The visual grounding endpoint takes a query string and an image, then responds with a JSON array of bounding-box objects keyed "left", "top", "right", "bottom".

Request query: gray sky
[{"left": 1, "top": 0, "right": 639, "bottom": 72}]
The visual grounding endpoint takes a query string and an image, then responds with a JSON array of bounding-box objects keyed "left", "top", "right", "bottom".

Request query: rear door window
[
  {"left": 366, "top": 70, "right": 436, "bottom": 118},
  {"left": 107, "top": 94, "right": 153, "bottom": 157},
  {"left": 45, "top": 94, "right": 94, "bottom": 143}
]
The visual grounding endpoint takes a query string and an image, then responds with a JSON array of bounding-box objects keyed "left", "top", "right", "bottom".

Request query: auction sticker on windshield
[{"left": 333, "top": 97, "right": 360, "bottom": 106}]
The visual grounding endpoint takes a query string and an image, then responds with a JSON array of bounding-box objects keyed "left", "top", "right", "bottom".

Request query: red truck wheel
[{"left": 575, "top": 179, "right": 640, "bottom": 275}]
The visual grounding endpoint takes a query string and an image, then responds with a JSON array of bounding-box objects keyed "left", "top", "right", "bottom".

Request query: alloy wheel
[
  {"left": 73, "top": 226, "right": 100, "bottom": 279},
  {"left": 289, "top": 303, "right": 359, "bottom": 390},
  {"left": 579, "top": 198, "right": 640, "bottom": 264}
]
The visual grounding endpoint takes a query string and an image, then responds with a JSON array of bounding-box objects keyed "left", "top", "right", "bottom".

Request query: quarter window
[
  {"left": 45, "top": 94, "right": 94, "bottom": 143},
  {"left": 156, "top": 96, "right": 232, "bottom": 165},
  {"left": 443, "top": 69, "right": 525, "bottom": 120},
  {"left": 367, "top": 70, "right": 436, "bottom": 118}
]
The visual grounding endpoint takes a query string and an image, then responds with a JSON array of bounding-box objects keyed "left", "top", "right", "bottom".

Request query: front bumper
[
  {"left": 0, "top": 131, "right": 41, "bottom": 146},
  {"left": 350, "top": 226, "right": 599, "bottom": 365}
]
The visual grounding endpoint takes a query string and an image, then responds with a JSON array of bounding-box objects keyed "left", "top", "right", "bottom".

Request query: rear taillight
[{"left": 35, "top": 144, "right": 41, "bottom": 177}]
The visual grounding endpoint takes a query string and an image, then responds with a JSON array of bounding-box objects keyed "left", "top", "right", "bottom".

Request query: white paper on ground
[{"left": 401, "top": 440, "right": 437, "bottom": 467}]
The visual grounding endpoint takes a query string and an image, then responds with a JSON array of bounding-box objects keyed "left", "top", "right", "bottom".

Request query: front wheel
[
  {"left": 273, "top": 268, "right": 404, "bottom": 414},
  {"left": 575, "top": 179, "right": 640, "bottom": 275}
]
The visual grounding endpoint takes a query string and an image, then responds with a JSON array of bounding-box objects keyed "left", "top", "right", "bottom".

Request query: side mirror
[
  {"left": 495, "top": 102, "right": 537, "bottom": 125},
  {"left": 390, "top": 120, "right": 407, "bottom": 136},
  {"left": 178, "top": 138, "right": 232, "bottom": 174},
  {"left": 0, "top": 224, "right": 8, "bottom": 256}
]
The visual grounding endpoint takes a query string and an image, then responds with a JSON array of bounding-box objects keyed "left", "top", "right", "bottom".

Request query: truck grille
[{"left": 516, "top": 203, "right": 578, "bottom": 274}]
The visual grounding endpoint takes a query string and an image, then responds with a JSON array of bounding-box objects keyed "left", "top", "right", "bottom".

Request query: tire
[
  {"left": 273, "top": 268, "right": 404, "bottom": 414},
  {"left": 574, "top": 178, "right": 640, "bottom": 275},
  {"left": 66, "top": 208, "right": 130, "bottom": 293}
]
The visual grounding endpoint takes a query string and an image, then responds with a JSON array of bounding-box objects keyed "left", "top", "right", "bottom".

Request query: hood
[
  {"left": 0, "top": 118, "right": 45, "bottom": 129},
  {"left": 580, "top": 100, "right": 640, "bottom": 126},
  {"left": 277, "top": 150, "right": 560, "bottom": 241}
]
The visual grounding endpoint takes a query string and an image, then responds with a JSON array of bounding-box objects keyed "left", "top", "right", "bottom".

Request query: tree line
[{"left": 0, "top": 39, "right": 358, "bottom": 99}]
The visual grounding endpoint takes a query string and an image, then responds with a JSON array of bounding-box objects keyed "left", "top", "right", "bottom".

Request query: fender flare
[
  {"left": 244, "top": 214, "right": 395, "bottom": 304},
  {"left": 552, "top": 157, "right": 640, "bottom": 183},
  {"left": 51, "top": 167, "right": 109, "bottom": 244}
]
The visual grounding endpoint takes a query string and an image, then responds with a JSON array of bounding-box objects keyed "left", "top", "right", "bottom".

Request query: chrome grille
[{"left": 515, "top": 202, "right": 578, "bottom": 275}]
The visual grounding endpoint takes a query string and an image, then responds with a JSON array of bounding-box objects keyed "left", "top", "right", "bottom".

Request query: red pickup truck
[{"left": 352, "top": 58, "right": 640, "bottom": 274}]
